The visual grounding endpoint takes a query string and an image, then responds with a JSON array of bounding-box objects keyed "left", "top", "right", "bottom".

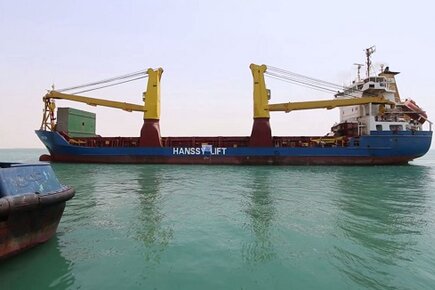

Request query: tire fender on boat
[{"left": 0, "top": 187, "right": 75, "bottom": 218}]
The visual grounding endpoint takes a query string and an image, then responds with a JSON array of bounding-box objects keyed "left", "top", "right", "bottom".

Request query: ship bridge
[{"left": 362, "top": 77, "right": 387, "bottom": 91}]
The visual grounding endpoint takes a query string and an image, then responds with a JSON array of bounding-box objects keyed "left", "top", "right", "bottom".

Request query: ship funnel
[{"left": 379, "top": 67, "right": 401, "bottom": 102}]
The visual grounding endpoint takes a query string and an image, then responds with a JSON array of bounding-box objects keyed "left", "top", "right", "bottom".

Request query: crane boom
[
  {"left": 250, "top": 63, "right": 394, "bottom": 115},
  {"left": 40, "top": 67, "right": 163, "bottom": 132},
  {"left": 44, "top": 90, "right": 145, "bottom": 112},
  {"left": 268, "top": 96, "right": 394, "bottom": 112}
]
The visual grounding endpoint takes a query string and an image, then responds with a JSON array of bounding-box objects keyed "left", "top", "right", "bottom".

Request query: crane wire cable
[
  {"left": 71, "top": 76, "right": 148, "bottom": 95},
  {"left": 267, "top": 65, "right": 344, "bottom": 90},
  {"left": 265, "top": 69, "right": 344, "bottom": 92},
  {"left": 57, "top": 69, "right": 149, "bottom": 93},
  {"left": 265, "top": 65, "right": 373, "bottom": 98},
  {"left": 265, "top": 73, "right": 366, "bottom": 99},
  {"left": 265, "top": 72, "right": 339, "bottom": 94}
]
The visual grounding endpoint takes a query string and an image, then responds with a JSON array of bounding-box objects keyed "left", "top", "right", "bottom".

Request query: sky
[{"left": 1, "top": 0, "right": 434, "bottom": 148}]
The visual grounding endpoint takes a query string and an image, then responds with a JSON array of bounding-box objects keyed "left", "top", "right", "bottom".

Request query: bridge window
[
  {"left": 376, "top": 125, "right": 383, "bottom": 131},
  {"left": 389, "top": 124, "right": 403, "bottom": 131}
]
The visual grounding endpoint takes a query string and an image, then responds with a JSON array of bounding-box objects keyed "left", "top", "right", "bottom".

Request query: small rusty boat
[{"left": 0, "top": 162, "right": 74, "bottom": 259}]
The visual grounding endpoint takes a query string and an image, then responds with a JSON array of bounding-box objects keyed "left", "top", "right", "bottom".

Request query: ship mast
[
  {"left": 353, "top": 63, "right": 364, "bottom": 82},
  {"left": 365, "top": 46, "right": 376, "bottom": 77}
]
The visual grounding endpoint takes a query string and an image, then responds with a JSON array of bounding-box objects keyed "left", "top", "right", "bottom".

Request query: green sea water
[{"left": 1, "top": 149, "right": 435, "bottom": 290}]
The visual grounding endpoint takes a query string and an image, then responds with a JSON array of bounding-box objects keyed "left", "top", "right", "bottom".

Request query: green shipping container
[{"left": 56, "top": 107, "right": 96, "bottom": 137}]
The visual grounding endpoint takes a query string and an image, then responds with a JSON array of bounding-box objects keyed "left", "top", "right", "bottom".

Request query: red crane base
[
  {"left": 139, "top": 119, "right": 162, "bottom": 147},
  {"left": 249, "top": 118, "right": 273, "bottom": 147}
]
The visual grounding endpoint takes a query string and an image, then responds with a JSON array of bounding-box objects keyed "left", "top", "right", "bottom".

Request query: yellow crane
[
  {"left": 248, "top": 63, "right": 395, "bottom": 147},
  {"left": 40, "top": 68, "right": 163, "bottom": 131},
  {"left": 249, "top": 63, "right": 394, "bottom": 117}
]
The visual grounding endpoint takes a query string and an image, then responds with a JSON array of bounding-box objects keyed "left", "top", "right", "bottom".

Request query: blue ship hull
[{"left": 35, "top": 130, "right": 432, "bottom": 165}]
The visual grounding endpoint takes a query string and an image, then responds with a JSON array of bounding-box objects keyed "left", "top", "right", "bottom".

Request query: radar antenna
[{"left": 365, "top": 46, "right": 376, "bottom": 77}]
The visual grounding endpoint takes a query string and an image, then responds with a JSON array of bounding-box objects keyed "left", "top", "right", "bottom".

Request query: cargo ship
[{"left": 36, "top": 47, "right": 432, "bottom": 165}]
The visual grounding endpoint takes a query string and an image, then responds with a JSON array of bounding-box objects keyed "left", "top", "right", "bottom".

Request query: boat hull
[
  {"left": 39, "top": 154, "right": 415, "bottom": 165},
  {"left": 0, "top": 163, "right": 75, "bottom": 259},
  {"left": 35, "top": 130, "right": 432, "bottom": 165},
  {"left": 0, "top": 188, "right": 75, "bottom": 259}
]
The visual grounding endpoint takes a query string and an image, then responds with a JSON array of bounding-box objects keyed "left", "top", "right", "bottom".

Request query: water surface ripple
[{"left": 1, "top": 149, "right": 435, "bottom": 289}]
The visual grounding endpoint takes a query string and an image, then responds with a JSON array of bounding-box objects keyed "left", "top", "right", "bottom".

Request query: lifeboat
[{"left": 404, "top": 99, "right": 427, "bottom": 124}]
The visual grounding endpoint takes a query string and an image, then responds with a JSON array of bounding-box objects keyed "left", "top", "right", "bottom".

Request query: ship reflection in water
[
  {"left": 241, "top": 168, "right": 276, "bottom": 263},
  {"left": 134, "top": 168, "right": 173, "bottom": 264},
  {"left": 331, "top": 165, "right": 433, "bottom": 289}
]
